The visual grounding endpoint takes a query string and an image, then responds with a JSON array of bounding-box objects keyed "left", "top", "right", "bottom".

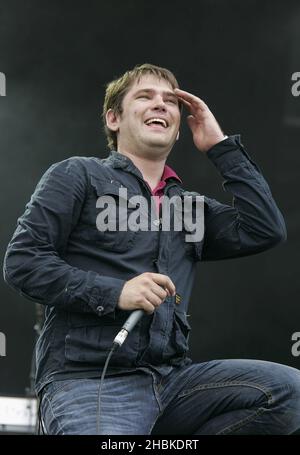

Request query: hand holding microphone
[
  {"left": 113, "top": 272, "right": 176, "bottom": 347},
  {"left": 117, "top": 272, "right": 176, "bottom": 314}
]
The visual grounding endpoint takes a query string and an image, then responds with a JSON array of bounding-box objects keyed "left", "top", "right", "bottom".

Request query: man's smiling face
[{"left": 106, "top": 74, "right": 181, "bottom": 158}]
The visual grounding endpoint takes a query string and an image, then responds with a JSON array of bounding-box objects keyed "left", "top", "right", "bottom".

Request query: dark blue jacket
[{"left": 3, "top": 135, "right": 287, "bottom": 394}]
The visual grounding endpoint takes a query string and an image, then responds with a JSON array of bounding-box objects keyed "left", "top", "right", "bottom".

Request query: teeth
[{"left": 145, "top": 118, "right": 167, "bottom": 128}]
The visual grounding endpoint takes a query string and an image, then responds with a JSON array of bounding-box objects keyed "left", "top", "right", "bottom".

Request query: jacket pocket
[
  {"left": 174, "top": 190, "right": 205, "bottom": 261},
  {"left": 180, "top": 229, "right": 204, "bottom": 261},
  {"left": 172, "top": 310, "right": 192, "bottom": 356},
  {"left": 81, "top": 176, "right": 140, "bottom": 253},
  {"left": 65, "top": 315, "right": 140, "bottom": 366}
]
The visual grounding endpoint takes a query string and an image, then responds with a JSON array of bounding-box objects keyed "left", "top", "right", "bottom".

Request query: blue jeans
[{"left": 40, "top": 359, "right": 300, "bottom": 435}]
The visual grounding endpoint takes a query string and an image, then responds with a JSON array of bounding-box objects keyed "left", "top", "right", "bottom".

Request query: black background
[{"left": 0, "top": 0, "right": 299, "bottom": 396}]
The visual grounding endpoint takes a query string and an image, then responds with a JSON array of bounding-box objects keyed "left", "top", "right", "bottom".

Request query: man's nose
[{"left": 152, "top": 96, "right": 167, "bottom": 110}]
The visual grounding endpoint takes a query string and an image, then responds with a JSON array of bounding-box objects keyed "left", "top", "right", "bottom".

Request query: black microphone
[{"left": 113, "top": 309, "right": 144, "bottom": 348}]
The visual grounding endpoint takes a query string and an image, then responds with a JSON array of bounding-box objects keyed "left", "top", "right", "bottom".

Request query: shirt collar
[{"left": 161, "top": 164, "right": 182, "bottom": 183}]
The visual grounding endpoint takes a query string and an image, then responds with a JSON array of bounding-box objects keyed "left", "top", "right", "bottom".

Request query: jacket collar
[
  {"left": 106, "top": 150, "right": 182, "bottom": 186},
  {"left": 106, "top": 150, "right": 144, "bottom": 180}
]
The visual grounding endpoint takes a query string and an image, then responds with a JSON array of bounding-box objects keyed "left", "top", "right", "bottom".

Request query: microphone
[
  {"left": 112, "top": 286, "right": 172, "bottom": 348},
  {"left": 113, "top": 309, "right": 144, "bottom": 348}
]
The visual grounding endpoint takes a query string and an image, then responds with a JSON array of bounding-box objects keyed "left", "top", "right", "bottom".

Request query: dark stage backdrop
[{"left": 0, "top": 0, "right": 299, "bottom": 395}]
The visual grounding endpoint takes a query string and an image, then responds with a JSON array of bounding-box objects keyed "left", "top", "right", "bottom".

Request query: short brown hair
[{"left": 102, "top": 63, "right": 181, "bottom": 151}]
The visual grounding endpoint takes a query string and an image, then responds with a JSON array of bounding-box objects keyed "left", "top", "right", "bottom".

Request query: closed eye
[{"left": 166, "top": 99, "right": 178, "bottom": 104}]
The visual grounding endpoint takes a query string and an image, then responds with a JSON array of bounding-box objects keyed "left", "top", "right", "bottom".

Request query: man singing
[{"left": 3, "top": 63, "right": 300, "bottom": 434}]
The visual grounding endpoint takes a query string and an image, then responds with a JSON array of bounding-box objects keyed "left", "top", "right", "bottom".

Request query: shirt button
[{"left": 96, "top": 305, "right": 104, "bottom": 315}]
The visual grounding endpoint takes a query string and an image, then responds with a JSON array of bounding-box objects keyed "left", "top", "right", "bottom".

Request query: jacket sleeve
[
  {"left": 201, "top": 135, "right": 287, "bottom": 261},
  {"left": 2, "top": 157, "right": 126, "bottom": 317}
]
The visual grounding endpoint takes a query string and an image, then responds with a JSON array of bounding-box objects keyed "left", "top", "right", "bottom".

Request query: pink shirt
[{"left": 145, "top": 164, "right": 182, "bottom": 216}]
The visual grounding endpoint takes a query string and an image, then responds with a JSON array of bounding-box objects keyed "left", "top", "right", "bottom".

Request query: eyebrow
[{"left": 134, "top": 88, "right": 178, "bottom": 99}]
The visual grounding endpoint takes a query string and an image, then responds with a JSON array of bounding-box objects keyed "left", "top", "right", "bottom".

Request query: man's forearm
[
  {"left": 201, "top": 134, "right": 287, "bottom": 261},
  {"left": 3, "top": 227, "right": 126, "bottom": 318}
]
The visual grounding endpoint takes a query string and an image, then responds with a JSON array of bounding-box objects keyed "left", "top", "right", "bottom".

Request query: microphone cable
[
  {"left": 96, "top": 341, "right": 118, "bottom": 435},
  {"left": 96, "top": 309, "right": 144, "bottom": 435}
]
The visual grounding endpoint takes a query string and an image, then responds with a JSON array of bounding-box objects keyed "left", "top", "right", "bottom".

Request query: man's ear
[
  {"left": 176, "top": 130, "right": 180, "bottom": 141},
  {"left": 106, "top": 109, "right": 120, "bottom": 132}
]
